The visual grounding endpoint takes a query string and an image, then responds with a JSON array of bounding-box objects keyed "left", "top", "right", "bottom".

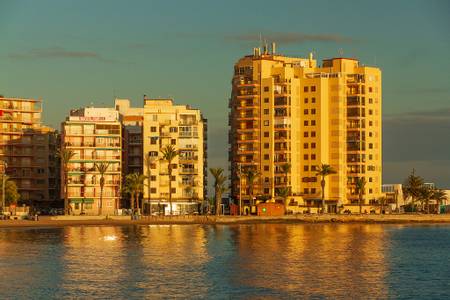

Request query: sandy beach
[{"left": 2, "top": 214, "right": 450, "bottom": 228}]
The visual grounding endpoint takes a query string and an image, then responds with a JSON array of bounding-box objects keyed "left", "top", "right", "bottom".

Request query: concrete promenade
[{"left": 2, "top": 214, "right": 450, "bottom": 228}]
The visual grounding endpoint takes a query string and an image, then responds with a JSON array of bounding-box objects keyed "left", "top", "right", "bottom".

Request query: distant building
[
  {"left": 61, "top": 107, "right": 122, "bottom": 215},
  {"left": 114, "top": 98, "right": 144, "bottom": 175},
  {"left": 143, "top": 98, "right": 207, "bottom": 215},
  {"left": 0, "top": 96, "right": 59, "bottom": 206},
  {"left": 229, "top": 46, "right": 382, "bottom": 213}
]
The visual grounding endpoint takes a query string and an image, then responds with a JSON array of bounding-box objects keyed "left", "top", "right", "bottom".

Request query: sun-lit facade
[
  {"left": 143, "top": 98, "right": 207, "bottom": 215},
  {"left": 61, "top": 107, "right": 122, "bottom": 215},
  {"left": 0, "top": 96, "right": 59, "bottom": 206},
  {"left": 229, "top": 46, "right": 382, "bottom": 213}
]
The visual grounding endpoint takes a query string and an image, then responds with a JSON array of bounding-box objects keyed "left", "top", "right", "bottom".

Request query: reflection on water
[{"left": 0, "top": 224, "right": 450, "bottom": 299}]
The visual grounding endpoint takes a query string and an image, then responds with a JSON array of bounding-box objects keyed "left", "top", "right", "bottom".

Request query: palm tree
[
  {"left": 144, "top": 153, "right": 155, "bottom": 215},
  {"left": 280, "top": 163, "right": 291, "bottom": 207},
  {"left": 403, "top": 169, "right": 424, "bottom": 212},
  {"left": 355, "top": 177, "right": 366, "bottom": 214},
  {"left": 419, "top": 186, "right": 433, "bottom": 213},
  {"left": 58, "top": 149, "right": 76, "bottom": 215},
  {"left": 161, "top": 145, "right": 178, "bottom": 215},
  {"left": 124, "top": 173, "right": 146, "bottom": 214},
  {"left": 243, "top": 168, "right": 259, "bottom": 207},
  {"left": 432, "top": 189, "right": 448, "bottom": 214},
  {"left": 94, "top": 162, "right": 110, "bottom": 215},
  {"left": 315, "top": 164, "right": 337, "bottom": 213},
  {"left": 210, "top": 168, "right": 227, "bottom": 215}
]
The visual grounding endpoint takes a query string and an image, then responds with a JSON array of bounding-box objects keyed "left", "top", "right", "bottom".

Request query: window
[
  {"left": 304, "top": 120, "right": 309, "bottom": 126},
  {"left": 369, "top": 87, "right": 373, "bottom": 93},
  {"left": 369, "top": 188, "right": 373, "bottom": 194},
  {"left": 311, "top": 109, "right": 316, "bottom": 115},
  {"left": 264, "top": 143, "right": 269, "bottom": 149},
  {"left": 369, "top": 143, "right": 373, "bottom": 149},
  {"left": 304, "top": 166, "right": 309, "bottom": 171},
  {"left": 264, "top": 86, "right": 269, "bottom": 92},
  {"left": 369, "top": 121, "right": 373, "bottom": 126},
  {"left": 264, "top": 188, "right": 270, "bottom": 194},
  {"left": 171, "top": 139, "right": 176, "bottom": 145},
  {"left": 311, "top": 131, "right": 316, "bottom": 137},
  {"left": 311, "top": 86, "right": 316, "bottom": 92},
  {"left": 311, "top": 120, "right": 316, "bottom": 126},
  {"left": 170, "top": 127, "right": 177, "bottom": 132},
  {"left": 150, "top": 137, "right": 158, "bottom": 144},
  {"left": 304, "top": 86, "right": 309, "bottom": 92},
  {"left": 303, "top": 143, "right": 309, "bottom": 149},
  {"left": 304, "top": 188, "right": 309, "bottom": 194},
  {"left": 264, "top": 120, "right": 269, "bottom": 126},
  {"left": 311, "top": 143, "right": 316, "bottom": 149},
  {"left": 265, "top": 177, "right": 270, "bottom": 182},
  {"left": 264, "top": 109, "right": 269, "bottom": 115},
  {"left": 311, "top": 165, "right": 317, "bottom": 171},
  {"left": 151, "top": 188, "right": 157, "bottom": 193},
  {"left": 369, "top": 109, "right": 373, "bottom": 115},
  {"left": 304, "top": 109, "right": 308, "bottom": 115},
  {"left": 369, "top": 177, "right": 373, "bottom": 183},
  {"left": 264, "top": 165, "right": 269, "bottom": 171},
  {"left": 151, "top": 126, "right": 157, "bottom": 132},
  {"left": 148, "top": 151, "right": 158, "bottom": 157},
  {"left": 264, "top": 154, "right": 269, "bottom": 160},
  {"left": 264, "top": 132, "right": 269, "bottom": 137},
  {"left": 369, "top": 98, "right": 373, "bottom": 104},
  {"left": 311, "top": 188, "right": 316, "bottom": 194},
  {"left": 150, "top": 175, "right": 157, "bottom": 181},
  {"left": 304, "top": 98, "right": 308, "bottom": 104},
  {"left": 311, "top": 154, "right": 316, "bottom": 160},
  {"left": 304, "top": 154, "right": 309, "bottom": 160},
  {"left": 311, "top": 97, "right": 316, "bottom": 103},
  {"left": 264, "top": 98, "right": 269, "bottom": 103},
  {"left": 171, "top": 188, "right": 176, "bottom": 193},
  {"left": 369, "top": 154, "right": 373, "bottom": 160},
  {"left": 304, "top": 132, "right": 309, "bottom": 138}
]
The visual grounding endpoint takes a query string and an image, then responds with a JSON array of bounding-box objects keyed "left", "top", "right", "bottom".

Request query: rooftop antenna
[
  {"left": 338, "top": 48, "right": 344, "bottom": 57},
  {"left": 259, "top": 33, "right": 262, "bottom": 49}
]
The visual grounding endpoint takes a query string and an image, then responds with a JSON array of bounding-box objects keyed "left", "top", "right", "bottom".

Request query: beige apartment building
[
  {"left": 61, "top": 107, "right": 122, "bottom": 215},
  {"left": 0, "top": 96, "right": 59, "bottom": 206},
  {"left": 143, "top": 98, "right": 207, "bottom": 215},
  {"left": 229, "top": 46, "right": 382, "bottom": 213}
]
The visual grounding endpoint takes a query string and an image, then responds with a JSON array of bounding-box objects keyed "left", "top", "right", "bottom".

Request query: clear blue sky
[{"left": 1, "top": 0, "right": 449, "bottom": 187}]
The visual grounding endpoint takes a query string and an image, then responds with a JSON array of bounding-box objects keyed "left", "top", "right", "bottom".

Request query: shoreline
[{"left": 2, "top": 214, "right": 450, "bottom": 228}]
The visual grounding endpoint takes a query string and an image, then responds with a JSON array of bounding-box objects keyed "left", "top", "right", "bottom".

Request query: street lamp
[{"left": 238, "top": 163, "right": 242, "bottom": 216}]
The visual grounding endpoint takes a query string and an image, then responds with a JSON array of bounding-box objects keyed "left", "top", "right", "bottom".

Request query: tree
[
  {"left": 355, "top": 177, "right": 366, "bottom": 214},
  {"left": 161, "top": 145, "right": 178, "bottom": 215},
  {"left": 58, "top": 149, "right": 76, "bottom": 215},
  {"left": 144, "top": 153, "right": 156, "bottom": 215},
  {"left": 0, "top": 176, "right": 20, "bottom": 206},
  {"left": 124, "top": 173, "right": 146, "bottom": 214},
  {"left": 281, "top": 163, "right": 291, "bottom": 206},
  {"left": 95, "top": 162, "right": 111, "bottom": 215},
  {"left": 402, "top": 170, "right": 424, "bottom": 212},
  {"left": 432, "top": 189, "right": 448, "bottom": 214},
  {"left": 243, "top": 168, "right": 259, "bottom": 207},
  {"left": 419, "top": 186, "right": 433, "bottom": 213},
  {"left": 210, "top": 167, "right": 227, "bottom": 215},
  {"left": 315, "top": 164, "right": 337, "bottom": 213}
]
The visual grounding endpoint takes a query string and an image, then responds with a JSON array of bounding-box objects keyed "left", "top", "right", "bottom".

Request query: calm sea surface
[{"left": 1, "top": 224, "right": 450, "bottom": 299}]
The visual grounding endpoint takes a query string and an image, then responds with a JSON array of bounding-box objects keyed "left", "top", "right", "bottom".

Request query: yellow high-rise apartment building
[
  {"left": 229, "top": 46, "right": 382, "bottom": 213},
  {"left": 143, "top": 98, "right": 207, "bottom": 215},
  {"left": 0, "top": 96, "right": 59, "bottom": 206},
  {"left": 61, "top": 107, "right": 122, "bottom": 215}
]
